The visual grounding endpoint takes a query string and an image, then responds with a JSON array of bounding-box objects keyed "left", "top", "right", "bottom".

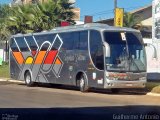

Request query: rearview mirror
[{"left": 104, "top": 42, "right": 110, "bottom": 57}]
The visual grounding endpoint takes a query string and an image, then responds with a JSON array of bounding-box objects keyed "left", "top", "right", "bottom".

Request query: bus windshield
[{"left": 104, "top": 31, "right": 146, "bottom": 72}]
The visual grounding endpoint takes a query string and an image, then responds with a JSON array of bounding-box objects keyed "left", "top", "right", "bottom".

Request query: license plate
[{"left": 126, "top": 84, "right": 133, "bottom": 87}]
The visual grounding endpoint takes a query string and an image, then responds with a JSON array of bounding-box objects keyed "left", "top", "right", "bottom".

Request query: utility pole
[
  {"left": 114, "top": 0, "right": 117, "bottom": 26},
  {"left": 114, "top": 0, "right": 117, "bottom": 10}
]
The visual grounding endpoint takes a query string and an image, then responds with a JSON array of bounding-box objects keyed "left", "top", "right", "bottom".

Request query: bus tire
[
  {"left": 24, "top": 71, "right": 34, "bottom": 87},
  {"left": 79, "top": 73, "right": 89, "bottom": 92},
  {"left": 111, "top": 88, "right": 120, "bottom": 94}
]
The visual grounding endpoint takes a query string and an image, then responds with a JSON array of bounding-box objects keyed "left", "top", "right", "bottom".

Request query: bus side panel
[
  {"left": 10, "top": 51, "right": 21, "bottom": 80},
  {"left": 74, "top": 50, "right": 90, "bottom": 84},
  {"left": 55, "top": 31, "right": 90, "bottom": 86},
  {"left": 51, "top": 50, "right": 71, "bottom": 85}
]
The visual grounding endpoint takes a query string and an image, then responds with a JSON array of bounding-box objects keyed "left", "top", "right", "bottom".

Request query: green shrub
[
  {"left": 0, "top": 63, "right": 9, "bottom": 78},
  {"left": 151, "top": 85, "right": 160, "bottom": 94}
]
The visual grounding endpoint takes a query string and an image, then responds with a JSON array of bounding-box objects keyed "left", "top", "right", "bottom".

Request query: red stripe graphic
[
  {"left": 31, "top": 50, "right": 37, "bottom": 56},
  {"left": 44, "top": 50, "right": 58, "bottom": 64}
]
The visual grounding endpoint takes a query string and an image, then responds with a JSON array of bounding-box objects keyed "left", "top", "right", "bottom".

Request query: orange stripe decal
[
  {"left": 12, "top": 52, "right": 24, "bottom": 64},
  {"left": 55, "top": 57, "right": 62, "bottom": 65},
  {"left": 34, "top": 51, "right": 47, "bottom": 64}
]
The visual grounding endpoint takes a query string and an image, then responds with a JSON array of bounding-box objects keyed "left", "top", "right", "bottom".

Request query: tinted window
[
  {"left": 60, "top": 32, "right": 75, "bottom": 50},
  {"left": 73, "top": 32, "right": 79, "bottom": 49},
  {"left": 79, "top": 31, "right": 88, "bottom": 50},
  {"left": 16, "top": 37, "right": 29, "bottom": 52},
  {"left": 90, "top": 30, "right": 104, "bottom": 70},
  {"left": 34, "top": 34, "right": 55, "bottom": 48},
  {"left": 25, "top": 36, "right": 38, "bottom": 51},
  {"left": 50, "top": 36, "right": 63, "bottom": 50},
  {"left": 10, "top": 38, "right": 19, "bottom": 52}
]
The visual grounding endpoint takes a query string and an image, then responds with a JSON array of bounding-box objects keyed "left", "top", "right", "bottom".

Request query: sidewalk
[
  {"left": 0, "top": 78, "right": 24, "bottom": 83},
  {"left": 147, "top": 92, "right": 160, "bottom": 97}
]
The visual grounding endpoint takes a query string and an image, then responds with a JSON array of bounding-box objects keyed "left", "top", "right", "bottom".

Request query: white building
[{"left": 0, "top": 41, "right": 7, "bottom": 63}]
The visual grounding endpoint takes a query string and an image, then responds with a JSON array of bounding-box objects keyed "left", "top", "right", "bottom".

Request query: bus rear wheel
[
  {"left": 78, "top": 73, "right": 89, "bottom": 92},
  {"left": 24, "top": 71, "right": 34, "bottom": 87}
]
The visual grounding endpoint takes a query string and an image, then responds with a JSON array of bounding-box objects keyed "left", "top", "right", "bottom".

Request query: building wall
[
  {"left": 143, "top": 38, "right": 160, "bottom": 80},
  {"left": 72, "top": 8, "right": 80, "bottom": 21},
  {"left": 131, "top": 5, "right": 152, "bottom": 23},
  {"left": 0, "top": 49, "right": 6, "bottom": 62}
]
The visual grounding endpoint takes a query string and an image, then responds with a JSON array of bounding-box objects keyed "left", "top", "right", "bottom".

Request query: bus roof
[{"left": 12, "top": 23, "right": 139, "bottom": 37}]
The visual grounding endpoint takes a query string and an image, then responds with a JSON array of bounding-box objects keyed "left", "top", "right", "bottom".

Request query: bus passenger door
[{"left": 87, "top": 30, "right": 105, "bottom": 88}]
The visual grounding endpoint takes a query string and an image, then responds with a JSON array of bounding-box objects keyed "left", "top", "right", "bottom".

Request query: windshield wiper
[{"left": 128, "top": 56, "right": 140, "bottom": 72}]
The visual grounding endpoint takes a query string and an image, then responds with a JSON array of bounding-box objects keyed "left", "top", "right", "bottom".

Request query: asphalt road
[{"left": 0, "top": 81, "right": 160, "bottom": 120}]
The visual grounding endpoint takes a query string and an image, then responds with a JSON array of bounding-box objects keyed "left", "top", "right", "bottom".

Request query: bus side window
[
  {"left": 34, "top": 34, "right": 55, "bottom": 50},
  {"left": 79, "top": 31, "right": 88, "bottom": 50},
  {"left": 60, "top": 32, "right": 75, "bottom": 50},
  {"left": 73, "top": 32, "right": 79, "bottom": 50},
  {"left": 10, "top": 38, "right": 19, "bottom": 52},
  {"left": 25, "top": 36, "right": 38, "bottom": 51},
  {"left": 90, "top": 30, "right": 104, "bottom": 70},
  {"left": 16, "top": 37, "right": 29, "bottom": 52}
]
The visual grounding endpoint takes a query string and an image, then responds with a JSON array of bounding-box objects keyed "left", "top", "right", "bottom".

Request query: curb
[
  {"left": 147, "top": 92, "right": 160, "bottom": 97},
  {"left": 8, "top": 79, "right": 25, "bottom": 83},
  {"left": 0, "top": 79, "right": 24, "bottom": 83}
]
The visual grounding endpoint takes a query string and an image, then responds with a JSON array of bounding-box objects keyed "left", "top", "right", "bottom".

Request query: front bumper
[{"left": 104, "top": 80, "right": 146, "bottom": 89}]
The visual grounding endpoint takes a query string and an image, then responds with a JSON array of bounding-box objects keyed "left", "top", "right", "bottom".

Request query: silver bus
[{"left": 10, "top": 23, "right": 147, "bottom": 93}]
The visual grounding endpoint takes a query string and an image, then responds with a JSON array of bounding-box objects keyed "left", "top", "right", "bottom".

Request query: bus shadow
[
  {"left": 0, "top": 105, "right": 160, "bottom": 120},
  {"left": 90, "top": 88, "right": 148, "bottom": 95}
]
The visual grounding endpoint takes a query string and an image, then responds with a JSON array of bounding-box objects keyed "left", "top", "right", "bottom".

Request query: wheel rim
[
  {"left": 26, "top": 74, "right": 31, "bottom": 84},
  {"left": 80, "top": 76, "right": 85, "bottom": 88}
]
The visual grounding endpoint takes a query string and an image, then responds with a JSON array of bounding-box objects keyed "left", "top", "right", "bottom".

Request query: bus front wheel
[
  {"left": 24, "top": 71, "right": 34, "bottom": 87},
  {"left": 78, "top": 73, "right": 89, "bottom": 92}
]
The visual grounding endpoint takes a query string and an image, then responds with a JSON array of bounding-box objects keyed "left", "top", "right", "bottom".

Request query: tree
[
  {"left": 0, "top": 4, "right": 11, "bottom": 61},
  {"left": 0, "top": 23, "right": 11, "bottom": 59},
  {"left": 123, "top": 12, "right": 142, "bottom": 29},
  {"left": 7, "top": 5, "right": 32, "bottom": 34},
  {"left": 6, "top": 0, "right": 75, "bottom": 34},
  {"left": 0, "top": 4, "right": 10, "bottom": 23},
  {"left": 0, "top": 24, "right": 10, "bottom": 41},
  {"left": 55, "top": 0, "right": 75, "bottom": 24},
  {"left": 0, "top": 4, "right": 11, "bottom": 41}
]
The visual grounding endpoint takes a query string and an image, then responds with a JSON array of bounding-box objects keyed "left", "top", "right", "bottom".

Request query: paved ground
[{"left": 0, "top": 81, "right": 160, "bottom": 120}]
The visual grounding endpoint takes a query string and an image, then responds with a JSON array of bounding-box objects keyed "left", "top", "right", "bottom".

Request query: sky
[
  {"left": 76, "top": 0, "right": 153, "bottom": 21},
  {"left": 0, "top": 0, "right": 153, "bottom": 21},
  {"left": 0, "top": 0, "right": 11, "bottom": 4}
]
